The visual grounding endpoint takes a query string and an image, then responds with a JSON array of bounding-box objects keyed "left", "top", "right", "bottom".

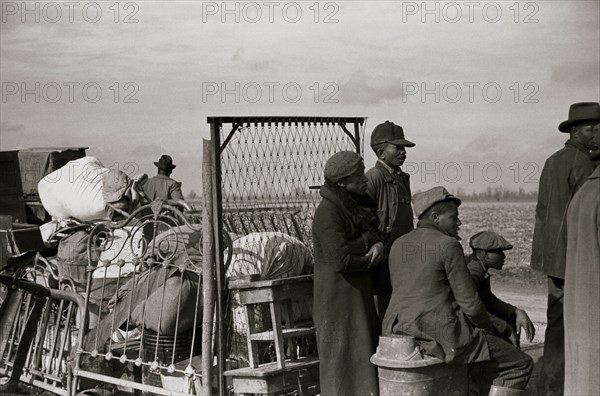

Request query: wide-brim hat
[
  {"left": 154, "top": 154, "right": 176, "bottom": 170},
  {"left": 371, "top": 121, "right": 415, "bottom": 147},
  {"left": 558, "top": 102, "right": 600, "bottom": 132},
  {"left": 413, "top": 186, "right": 461, "bottom": 219},
  {"left": 469, "top": 231, "right": 513, "bottom": 251}
]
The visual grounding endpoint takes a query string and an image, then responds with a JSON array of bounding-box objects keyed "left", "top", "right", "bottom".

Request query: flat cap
[
  {"left": 371, "top": 121, "right": 415, "bottom": 147},
  {"left": 324, "top": 151, "right": 364, "bottom": 183},
  {"left": 413, "top": 186, "right": 461, "bottom": 219},
  {"left": 469, "top": 231, "right": 513, "bottom": 251}
]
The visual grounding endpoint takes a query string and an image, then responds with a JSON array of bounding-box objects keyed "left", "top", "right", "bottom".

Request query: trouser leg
[
  {"left": 371, "top": 261, "right": 391, "bottom": 332},
  {"left": 540, "top": 276, "right": 564, "bottom": 395},
  {"left": 477, "top": 333, "right": 534, "bottom": 392}
]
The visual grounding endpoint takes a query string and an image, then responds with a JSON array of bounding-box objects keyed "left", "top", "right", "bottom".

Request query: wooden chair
[{"left": 224, "top": 275, "right": 319, "bottom": 395}]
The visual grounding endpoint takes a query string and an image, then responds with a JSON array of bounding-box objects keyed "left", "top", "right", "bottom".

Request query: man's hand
[
  {"left": 507, "top": 325, "right": 520, "bottom": 348},
  {"left": 515, "top": 308, "right": 535, "bottom": 343},
  {"left": 366, "top": 242, "right": 385, "bottom": 268}
]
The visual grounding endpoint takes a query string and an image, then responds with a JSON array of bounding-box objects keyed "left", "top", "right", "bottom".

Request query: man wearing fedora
[
  {"left": 366, "top": 120, "right": 416, "bottom": 328},
  {"left": 142, "top": 154, "right": 185, "bottom": 202},
  {"left": 383, "top": 187, "right": 533, "bottom": 395},
  {"left": 531, "top": 102, "right": 600, "bottom": 394}
]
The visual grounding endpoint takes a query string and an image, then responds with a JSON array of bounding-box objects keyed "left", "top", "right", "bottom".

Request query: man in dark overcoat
[
  {"left": 531, "top": 102, "right": 600, "bottom": 394},
  {"left": 313, "top": 151, "right": 385, "bottom": 396},
  {"left": 383, "top": 187, "right": 533, "bottom": 395},
  {"left": 366, "top": 121, "right": 415, "bottom": 328}
]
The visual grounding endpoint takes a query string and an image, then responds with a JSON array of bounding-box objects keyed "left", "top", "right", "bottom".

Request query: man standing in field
[
  {"left": 365, "top": 120, "right": 416, "bottom": 328},
  {"left": 564, "top": 124, "right": 600, "bottom": 395},
  {"left": 383, "top": 187, "right": 533, "bottom": 395},
  {"left": 531, "top": 102, "right": 600, "bottom": 394},
  {"left": 142, "top": 154, "right": 185, "bottom": 201}
]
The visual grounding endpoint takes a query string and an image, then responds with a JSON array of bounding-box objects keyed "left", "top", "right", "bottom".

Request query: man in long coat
[
  {"left": 383, "top": 187, "right": 533, "bottom": 395},
  {"left": 531, "top": 102, "right": 600, "bottom": 394},
  {"left": 564, "top": 126, "right": 600, "bottom": 395},
  {"left": 366, "top": 121, "right": 415, "bottom": 328},
  {"left": 313, "top": 151, "right": 384, "bottom": 396}
]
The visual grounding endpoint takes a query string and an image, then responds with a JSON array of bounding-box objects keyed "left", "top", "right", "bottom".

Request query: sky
[{"left": 1, "top": 0, "right": 599, "bottom": 195}]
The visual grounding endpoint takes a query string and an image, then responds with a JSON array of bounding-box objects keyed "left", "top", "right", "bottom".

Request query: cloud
[
  {"left": 551, "top": 60, "right": 600, "bottom": 87},
  {"left": 0, "top": 121, "right": 25, "bottom": 134},
  {"left": 338, "top": 69, "right": 404, "bottom": 105}
]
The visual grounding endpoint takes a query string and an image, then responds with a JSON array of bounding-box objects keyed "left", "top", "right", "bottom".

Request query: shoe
[{"left": 111, "top": 327, "right": 141, "bottom": 343}]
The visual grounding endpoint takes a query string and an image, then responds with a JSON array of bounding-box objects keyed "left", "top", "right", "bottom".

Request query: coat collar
[
  {"left": 416, "top": 218, "right": 461, "bottom": 240},
  {"left": 468, "top": 254, "right": 492, "bottom": 279},
  {"left": 319, "top": 183, "right": 379, "bottom": 230},
  {"left": 565, "top": 139, "right": 592, "bottom": 156},
  {"left": 375, "top": 160, "right": 408, "bottom": 182}
]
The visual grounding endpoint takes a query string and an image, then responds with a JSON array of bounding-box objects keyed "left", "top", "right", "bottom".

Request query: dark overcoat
[
  {"left": 382, "top": 220, "right": 492, "bottom": 364},
  {"left": 531, "top": 139, "right": 594, "bottom": 278},
  {"left": 312, "top": 183, "right": 382, "bottom": 396}
]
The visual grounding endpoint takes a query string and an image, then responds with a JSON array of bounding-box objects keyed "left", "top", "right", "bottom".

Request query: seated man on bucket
[
  {"left": 466, "top": 231, "right": 535, "bottom": 347},
  {"left": 382, "top": 187, "right": 533, "bottom": 396}
]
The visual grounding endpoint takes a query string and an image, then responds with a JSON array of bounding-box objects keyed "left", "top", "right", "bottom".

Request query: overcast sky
[{"left": 1, "top": 0, "right": 599, "bottom": 194}]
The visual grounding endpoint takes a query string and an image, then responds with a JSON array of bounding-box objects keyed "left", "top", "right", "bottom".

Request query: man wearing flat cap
[
  {"left": 531, "top": 102, "right": 600, "bottom": 394},
  {"left": 141, "top": 155, "right": 185, "bottom": 202},
  {"left": 366, "top": 120, "right": 416, "bottom": 328},
  {"left": 383, "top": 187, "right": 533, "bottom": 395},
  {"left": 467, "top": 231, "right": 535, "bottom": 350}
]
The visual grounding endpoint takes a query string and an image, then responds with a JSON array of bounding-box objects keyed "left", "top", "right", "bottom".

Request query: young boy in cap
[
  {"left": 365, "top": 120, "right": 415, "bottom": 328},
  {"left": 467, "top": 231, "right": 535, "bottom": 347},
  {"left": 531, "top": 102, "right": 600, "bottom": 394},
  {"left": 383, "top": 187, "right": 533, "bottom": 395}
]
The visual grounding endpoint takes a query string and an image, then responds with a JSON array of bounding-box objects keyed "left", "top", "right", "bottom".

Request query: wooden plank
[
  {"left": 237, "top": 283, "right": 313, "bottom": 305},
  {"left": 269, "top": 302, "right": 285, "bottom": 369},
  {"left": 249, "top": 327, "right": 315, "bottom": 342},
  {"left": 245, "top": 305, "right": 259, "bottom": 368},
  {"left": 229, "top": 275, "right": 313, "bottom": 290},
  {"left": 224, "top": 357, "right": 319, "bottom": 378}
]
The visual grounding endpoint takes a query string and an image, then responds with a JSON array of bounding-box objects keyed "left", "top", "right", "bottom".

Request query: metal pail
[{"left": 371, "top": 335, "right": 468, "bottom": 396}]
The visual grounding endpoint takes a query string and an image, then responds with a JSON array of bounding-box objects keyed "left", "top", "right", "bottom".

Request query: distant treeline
[
  {"left": 187, "top": 186, "right": 539, "bottom": 203},
  {"left": 449, "top": 187, "right": 538, "bottom": 202}
]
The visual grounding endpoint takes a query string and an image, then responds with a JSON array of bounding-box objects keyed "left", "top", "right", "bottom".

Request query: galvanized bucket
[{"left": 370, "top": 335, "right": 468, "bottom": 396}]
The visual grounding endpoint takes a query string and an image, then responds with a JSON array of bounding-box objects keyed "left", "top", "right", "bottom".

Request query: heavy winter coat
[
  {"left": 382, "top": 220, "right": 492, "bottom": 364},
  {"left": 365, "top": 161, "right": 414, "bottom": 247},
  {"left": 531, "top": 139, "right": 595, "bottom": 278},
  {"left": 312, "top": 183, "right": 382, "bottom": 396},
  {"left": 564, "top": 166, "right": 600, "bottom": 395}
]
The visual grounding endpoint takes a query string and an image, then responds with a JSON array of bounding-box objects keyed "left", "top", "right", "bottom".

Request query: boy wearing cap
[
  {"left": 531, "top": 102, "right": 600, "bottom": 394},
  {"left": 467, "top": 231, "right": 535, "bottom": 347},
  {"left": 365, "top": 121, "right": 415, "bottom": 327},
  {"left": 383, "top": 187, "right": 533, "bottom": 395}
]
